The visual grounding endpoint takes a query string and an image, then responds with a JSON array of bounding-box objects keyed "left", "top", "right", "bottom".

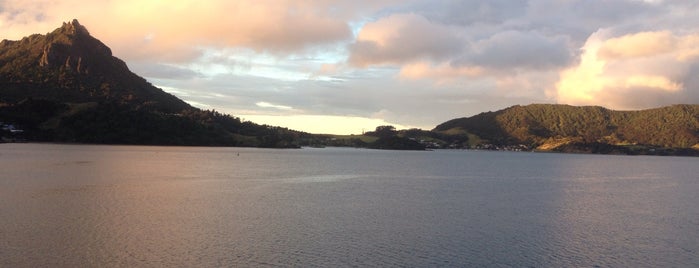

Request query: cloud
[
  {"left": 128, "top": 63, "right": 202, "bottom": 80},
  {"left": 399, "top": 61, "right": 484, "bottom": 80},
  {"left": 525, "top": 0, "right": 659, "bottom": 43},
  {"left": 396, "top": 30, "right": 571, "bottom": 102},
  {"left": 456, "top": 31, "right": 574, "bottom": 71},
  {"left": 597, "top": 31, "right": 677, "bottom": 59},
  {"left": 349, "top": 12, "right": 575, "bottom": 83},
  {"left": 556, "top": 29, "right": 699, "bottom": 109},
  {"left": 0, "top": 0, "right": 388, "bottom": 62},
  {"left": 417, "top": 0, "right": 528, "bottom": 26},
  {"left": 597, "top": 31, "right": 699, "bottom": 61},
  {"left": 256, "top": 101, "right": 294, "bottom": 111},
  {"left": 348, "top": 13, "right": 464, "bottom": 66}
]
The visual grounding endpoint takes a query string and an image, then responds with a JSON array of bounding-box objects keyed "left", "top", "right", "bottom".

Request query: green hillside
[{"left": 434, "top": 104, "right": 699, "bottom": 155}]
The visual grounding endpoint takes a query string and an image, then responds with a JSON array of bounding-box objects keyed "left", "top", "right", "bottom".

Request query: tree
[{"left": 373, "top": 125, "right": 397, "bottom": 138}]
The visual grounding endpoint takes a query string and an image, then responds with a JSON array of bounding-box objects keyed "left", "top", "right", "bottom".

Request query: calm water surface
[{"left": 1, "top": 144, "right": 697, "bottom": 267}]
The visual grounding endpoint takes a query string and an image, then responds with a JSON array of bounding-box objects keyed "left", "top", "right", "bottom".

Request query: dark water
[{"left": 1, "top": 144, "right": 697, "bottom": 267}]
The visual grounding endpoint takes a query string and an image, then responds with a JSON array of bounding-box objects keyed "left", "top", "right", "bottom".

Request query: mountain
[
  {"left": 0, "top": 20, "right": 308, "bottom": 147},
  {"left": 0, "top": 19, "right": 189, "bottom": 112},
  {"left": 434, "top": 104, "right": 699, "bottom": 155}
]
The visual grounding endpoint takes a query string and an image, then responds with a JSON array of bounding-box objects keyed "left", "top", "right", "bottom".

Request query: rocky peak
[
  {"left": 60, "top": 19, "right": 91, "bottom": 36},
  {"left": 39, "top": 19, "right": 114, "bottom": 73},
  {"left": 1, "top": 19, "right": 192, "bottom": 113}
]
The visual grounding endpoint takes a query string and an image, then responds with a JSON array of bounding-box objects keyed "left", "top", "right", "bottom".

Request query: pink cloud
[
  {"left": 1, "top": 0, "right": 391, "bottom": 62},
  {"left": 348, "top": 13, "right": 464, "bottom": 67}
]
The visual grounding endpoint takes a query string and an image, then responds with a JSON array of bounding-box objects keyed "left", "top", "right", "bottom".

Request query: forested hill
[
  {"left": 0, "top": 20, "right": 308, "bottom": 147},
  {"left": 434, "top": 104, "right": 699, "bottom": 154}
]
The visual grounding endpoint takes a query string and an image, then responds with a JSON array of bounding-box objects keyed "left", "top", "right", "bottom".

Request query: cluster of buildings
[
  {"left": 413, "top": 139, "right": 531, "bottom": 152},
  {"left": 468, "top": 143, "right": 531, "bottom": 152},
  {"left": 1, "top": 122, "right": 23, "bottom": 133},
  {"left": 1, "top": 122, "right": 25, "bottom": 142},
  {"left": 415, "top": 139, "right": 443, "bottom": 149}
]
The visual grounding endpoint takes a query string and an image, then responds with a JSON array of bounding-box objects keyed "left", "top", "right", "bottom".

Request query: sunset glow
[{"left": 2, "top": 0, "right": 699, "bottom": 133}]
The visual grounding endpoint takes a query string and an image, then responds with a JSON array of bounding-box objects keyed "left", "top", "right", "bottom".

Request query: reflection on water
[
  {"left": 1, "top": 144, "right": 698, "bottom": 267},
  {"left": 548, "top": 156, "right": 698, "bottom": 267}
]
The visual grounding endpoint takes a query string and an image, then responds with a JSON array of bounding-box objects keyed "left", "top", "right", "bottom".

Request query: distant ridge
[
  {"left": 434, "top": 104, "right": 699, "bottom": 154},
  {"left": 0, "top": 20, "right": 307, "bottom": 147}
]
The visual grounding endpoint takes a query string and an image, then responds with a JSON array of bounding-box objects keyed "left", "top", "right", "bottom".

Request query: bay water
[{"left": 1, "top": 144, "right": 697, "bottom": 267}]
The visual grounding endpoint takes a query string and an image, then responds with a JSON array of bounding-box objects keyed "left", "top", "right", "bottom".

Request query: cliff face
[
  {"left": 0, "top": 19, "right": 189, "bottom": 113},
  {"left": 37, "top": 19, "right": 115, "bottom": 73}
]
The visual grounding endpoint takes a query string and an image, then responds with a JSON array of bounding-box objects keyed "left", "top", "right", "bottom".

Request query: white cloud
[
  {"left": 556, "top": 29, "right": 699, "bottom": 109},
  {"left": 256, "top": 102, "right": 294, "bottom": 111}
]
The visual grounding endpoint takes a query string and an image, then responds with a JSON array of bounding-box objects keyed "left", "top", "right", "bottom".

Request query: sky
[{"left": 2, "top": 0, "right": 699, "bottom": 134}]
